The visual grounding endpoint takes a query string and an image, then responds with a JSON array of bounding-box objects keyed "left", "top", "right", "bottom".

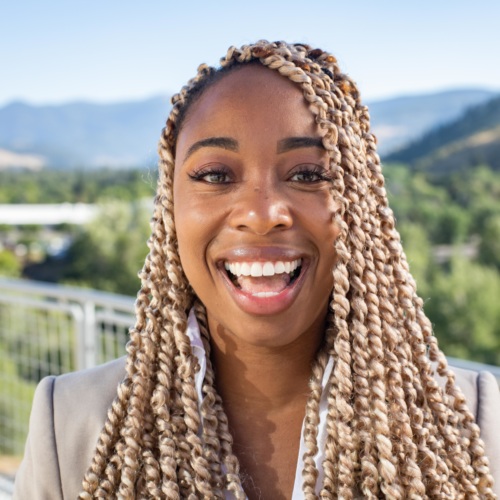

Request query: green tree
[
  {"left": 63, "top": 201, "right": 151, "bottom": 295},
  {"left": 398, "top": 222, "right": 433, "bottom": 298},
  {"left": 424, "top": 256, "right": 500, "bottom": 365},
  {"left": 0, "top": 250, "right": 21, "bottom": 277},
  {"left": 431, "top": 204, "right": 471, "bottom": 244},
  {"left": 477, "top": 214, "right": 500, "bottom": 269}
]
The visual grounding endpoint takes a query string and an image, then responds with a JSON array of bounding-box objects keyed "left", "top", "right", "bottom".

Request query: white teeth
[
  {"left": 240, "top": 262, "right": 251, "bottom": 276},
  {"left": 252, "top": 291, "right": 279, "bottom": 297},
  {"left": 275, "top": 261, "right": 285, "bottom": 274},
  {"left": 262, "top": 262, "right": 274, "bottom": 276},
  {"left": 224, "top": 258, "right": 302, "bottom": 278},
  {"left": 250, "top": 262, "right": 263, "bottom": 277}
]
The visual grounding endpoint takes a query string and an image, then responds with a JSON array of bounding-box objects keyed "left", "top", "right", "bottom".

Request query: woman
[{"left": 15, "top": 40, "right": 500, "bottom": 499}]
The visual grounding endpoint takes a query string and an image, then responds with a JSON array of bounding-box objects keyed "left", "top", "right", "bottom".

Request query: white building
[{"left": 0, "top": 204, "right": 97, "bottom": 226}]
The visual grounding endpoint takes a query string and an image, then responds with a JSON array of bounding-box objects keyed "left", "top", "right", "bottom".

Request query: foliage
[
  {"left": 478, "top": 214, "right": 500, "bottom": 269},
  {"left": 0, "top": 340, "right": 36, "bottom": 454},
  {"left": 384, "top": 163, "right": 500, "bottom": 364},
  {"left": 0, "top": 249, "right": 21, "bottom": 277},
  {"left": 62, "top": 201, "right": 151, "bottom": 295},
  {"left": 397, "top": 222, "right": 434, "bottom": 298},
  {"left": 0, "top": 168, "right": 157, "bottom": 204},
  {"left": 424, "top": 257, "right": 500, "bottom": 365}
]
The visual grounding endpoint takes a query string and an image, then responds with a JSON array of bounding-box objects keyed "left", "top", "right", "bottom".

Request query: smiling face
[{"left": 173, "top": 64, "right": 340, "bottom": 348}]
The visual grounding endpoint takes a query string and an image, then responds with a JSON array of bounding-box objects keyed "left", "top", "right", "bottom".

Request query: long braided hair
[{"left": 80, "top": 40, "right": 495, "bottom": 498}]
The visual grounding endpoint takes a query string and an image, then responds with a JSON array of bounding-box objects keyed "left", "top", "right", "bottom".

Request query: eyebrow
[
  {"left": 277, "top": 136, "right": 324, "bottom": 153},
  {"left": 184, "top": 137, "right": 238, "bottom": 162},
  {"left": 182, "top": 135, "right": 324, "bottom": 163}
]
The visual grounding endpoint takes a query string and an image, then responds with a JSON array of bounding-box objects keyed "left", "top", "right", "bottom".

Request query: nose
[{"left": 229, "top": 184, "right": 293, "bottom": 235}]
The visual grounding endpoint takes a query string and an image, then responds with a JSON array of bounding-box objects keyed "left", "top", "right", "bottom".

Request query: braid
[{"left": 80, "top": 40, "right": 496, "bottom": 498}]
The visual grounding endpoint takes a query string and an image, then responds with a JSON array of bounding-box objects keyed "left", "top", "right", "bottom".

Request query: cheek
[
  {"left": 174, "top": 194, "right": 220, "bottom": 244},
  {"left": 173, "top": 188, "right": 220, "bottom": 293},
  {"left": 174, "top": 220, "right": 207, "bottom": 298},
  {"left": 173, "top": 187, "right": 199, "bottom": 279},
  {"left": 307, "top": 194, "right": 339, "bottom": 237}
]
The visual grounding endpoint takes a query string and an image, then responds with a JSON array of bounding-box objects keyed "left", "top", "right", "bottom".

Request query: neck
[{"left": 207, "top": 318, "right": 325, "bottom": 412}]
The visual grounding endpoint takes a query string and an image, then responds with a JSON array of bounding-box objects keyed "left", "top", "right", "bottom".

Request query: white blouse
[{"left": 186, "top": 309, "right": 334, "bottom": 499}]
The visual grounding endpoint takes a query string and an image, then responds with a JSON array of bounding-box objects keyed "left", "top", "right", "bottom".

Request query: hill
[
  {"left": 0, "top": 89, "right": 497, "bottom": 169},
  {"left": 368, "top": 89, "right": 497, "bottom": 155},
  {"left": 385, "top": 95, "right": 500, "bottom": 174},
  {"left": 0, "top": 96, "right": 170, "bottom": 169}
]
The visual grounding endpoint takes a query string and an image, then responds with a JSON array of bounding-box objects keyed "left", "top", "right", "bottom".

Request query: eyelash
[
  {"left": 188, "top": 165, "right": 232, "bottom": 184},
  {"left": 188, "top": 164, "right": 332, "bottom": 185},
  {"left": 289, "top": 165, "right": 332, "bottom": 183}
]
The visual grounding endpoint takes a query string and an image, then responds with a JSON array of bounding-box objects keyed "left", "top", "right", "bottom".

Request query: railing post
[
  {"left": 82, "top": 299, "right": 98, "bottom": 369},
  {"left": 72, "top": 305, "right": 86, "bottom": 372}
]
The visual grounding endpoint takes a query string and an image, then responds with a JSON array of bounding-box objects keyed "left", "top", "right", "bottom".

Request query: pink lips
[{"left": 217, "top": 249, "right": 309, "bottom": 316}]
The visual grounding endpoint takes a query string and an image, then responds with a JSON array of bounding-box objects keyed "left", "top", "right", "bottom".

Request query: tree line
[{"left": 0, "top": 168, "right": 157, "bottom": 204}]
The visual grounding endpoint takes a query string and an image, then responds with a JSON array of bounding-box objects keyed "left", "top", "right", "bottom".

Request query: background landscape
[
  {"left": 1, "top": 2, "right": 500, "bottom": 474},
  {"left": 0, "top": 88, "right": 497, "bottom": 169},
  {"left": 1, "top": 85, "right": 500, "bottom": 365}
]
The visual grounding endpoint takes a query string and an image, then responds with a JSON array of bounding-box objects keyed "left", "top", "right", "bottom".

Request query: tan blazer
[{"left": 13, "top": 357, "right": 500, "bottom": 499}]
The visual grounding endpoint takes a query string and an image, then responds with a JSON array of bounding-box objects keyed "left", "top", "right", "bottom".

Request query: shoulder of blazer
[
  {"left": 53, "top": 356, "right": 127, "bottom": 499},
  {"left": 14, "top": 356, "right": 127, "bottom": 500},
  {"left": 435, "top": 364, "right": 499, "bottom": 419},
  {"left": 471, "top": 369, "right": 500, "bottom": 496},
  {"left": 444, "top": 364, "right": 500, "bottom": 495}
]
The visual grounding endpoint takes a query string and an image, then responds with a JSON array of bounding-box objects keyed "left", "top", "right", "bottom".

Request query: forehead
[
  {"left": 198, "top": 64, "right": 305, "bottom": 103},
  {"left": 177, "top": 64, "right": 317, "bottom": 142}
]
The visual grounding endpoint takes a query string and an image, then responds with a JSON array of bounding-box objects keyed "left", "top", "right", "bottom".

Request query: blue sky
[{"left": 2, "top": 0, "right": 499, "bottom": 106}]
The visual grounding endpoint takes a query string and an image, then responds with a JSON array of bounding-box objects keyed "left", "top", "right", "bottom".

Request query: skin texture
[{"left": 173, "top": 65, "right": 340, "bottom": 499}]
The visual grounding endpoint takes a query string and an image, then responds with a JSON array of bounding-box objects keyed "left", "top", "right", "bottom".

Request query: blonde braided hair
[{"left": 79, "top": 40, "right": 495, "bottom": 498}]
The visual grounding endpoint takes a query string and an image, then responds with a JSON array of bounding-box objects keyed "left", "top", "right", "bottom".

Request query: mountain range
[
  {"left": 0, "top": 96, "right": 169, "bottom": 169},
  {"left": 368, "top": 89, "right": 497, "bottom": 155},
  {"left": 386, "top": 94, "right": 500, "bottom": 174},
  {"left": 0, "top": 89, "right": 498, "bottom": 170}
]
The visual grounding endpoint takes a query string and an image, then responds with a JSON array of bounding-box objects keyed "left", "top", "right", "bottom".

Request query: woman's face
[{"left": 173, "top": 65, "right": 340, "bottom": 348}]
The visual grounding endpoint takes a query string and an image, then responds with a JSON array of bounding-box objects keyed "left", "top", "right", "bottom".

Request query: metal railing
[{"left": 0, "top": 278, "right": 135, "bottom": 459}]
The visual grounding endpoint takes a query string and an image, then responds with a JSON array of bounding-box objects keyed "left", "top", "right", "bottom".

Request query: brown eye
[
  {"left": 203, "top": 172, "right": 230, "bottom": 184},
  {"left": 289, "top": 166, "right": 331, "bottom": 184},
  {"left": 189, "top": 166, "right": 232, "bottom": 184},
  {"left": 291, "top": 171, "right": 322, "bottom": 183}
]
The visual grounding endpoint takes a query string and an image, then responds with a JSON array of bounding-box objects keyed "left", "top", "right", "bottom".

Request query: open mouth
[{"left": 223, "top": 259, "right": 303, "bottom": 297}]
